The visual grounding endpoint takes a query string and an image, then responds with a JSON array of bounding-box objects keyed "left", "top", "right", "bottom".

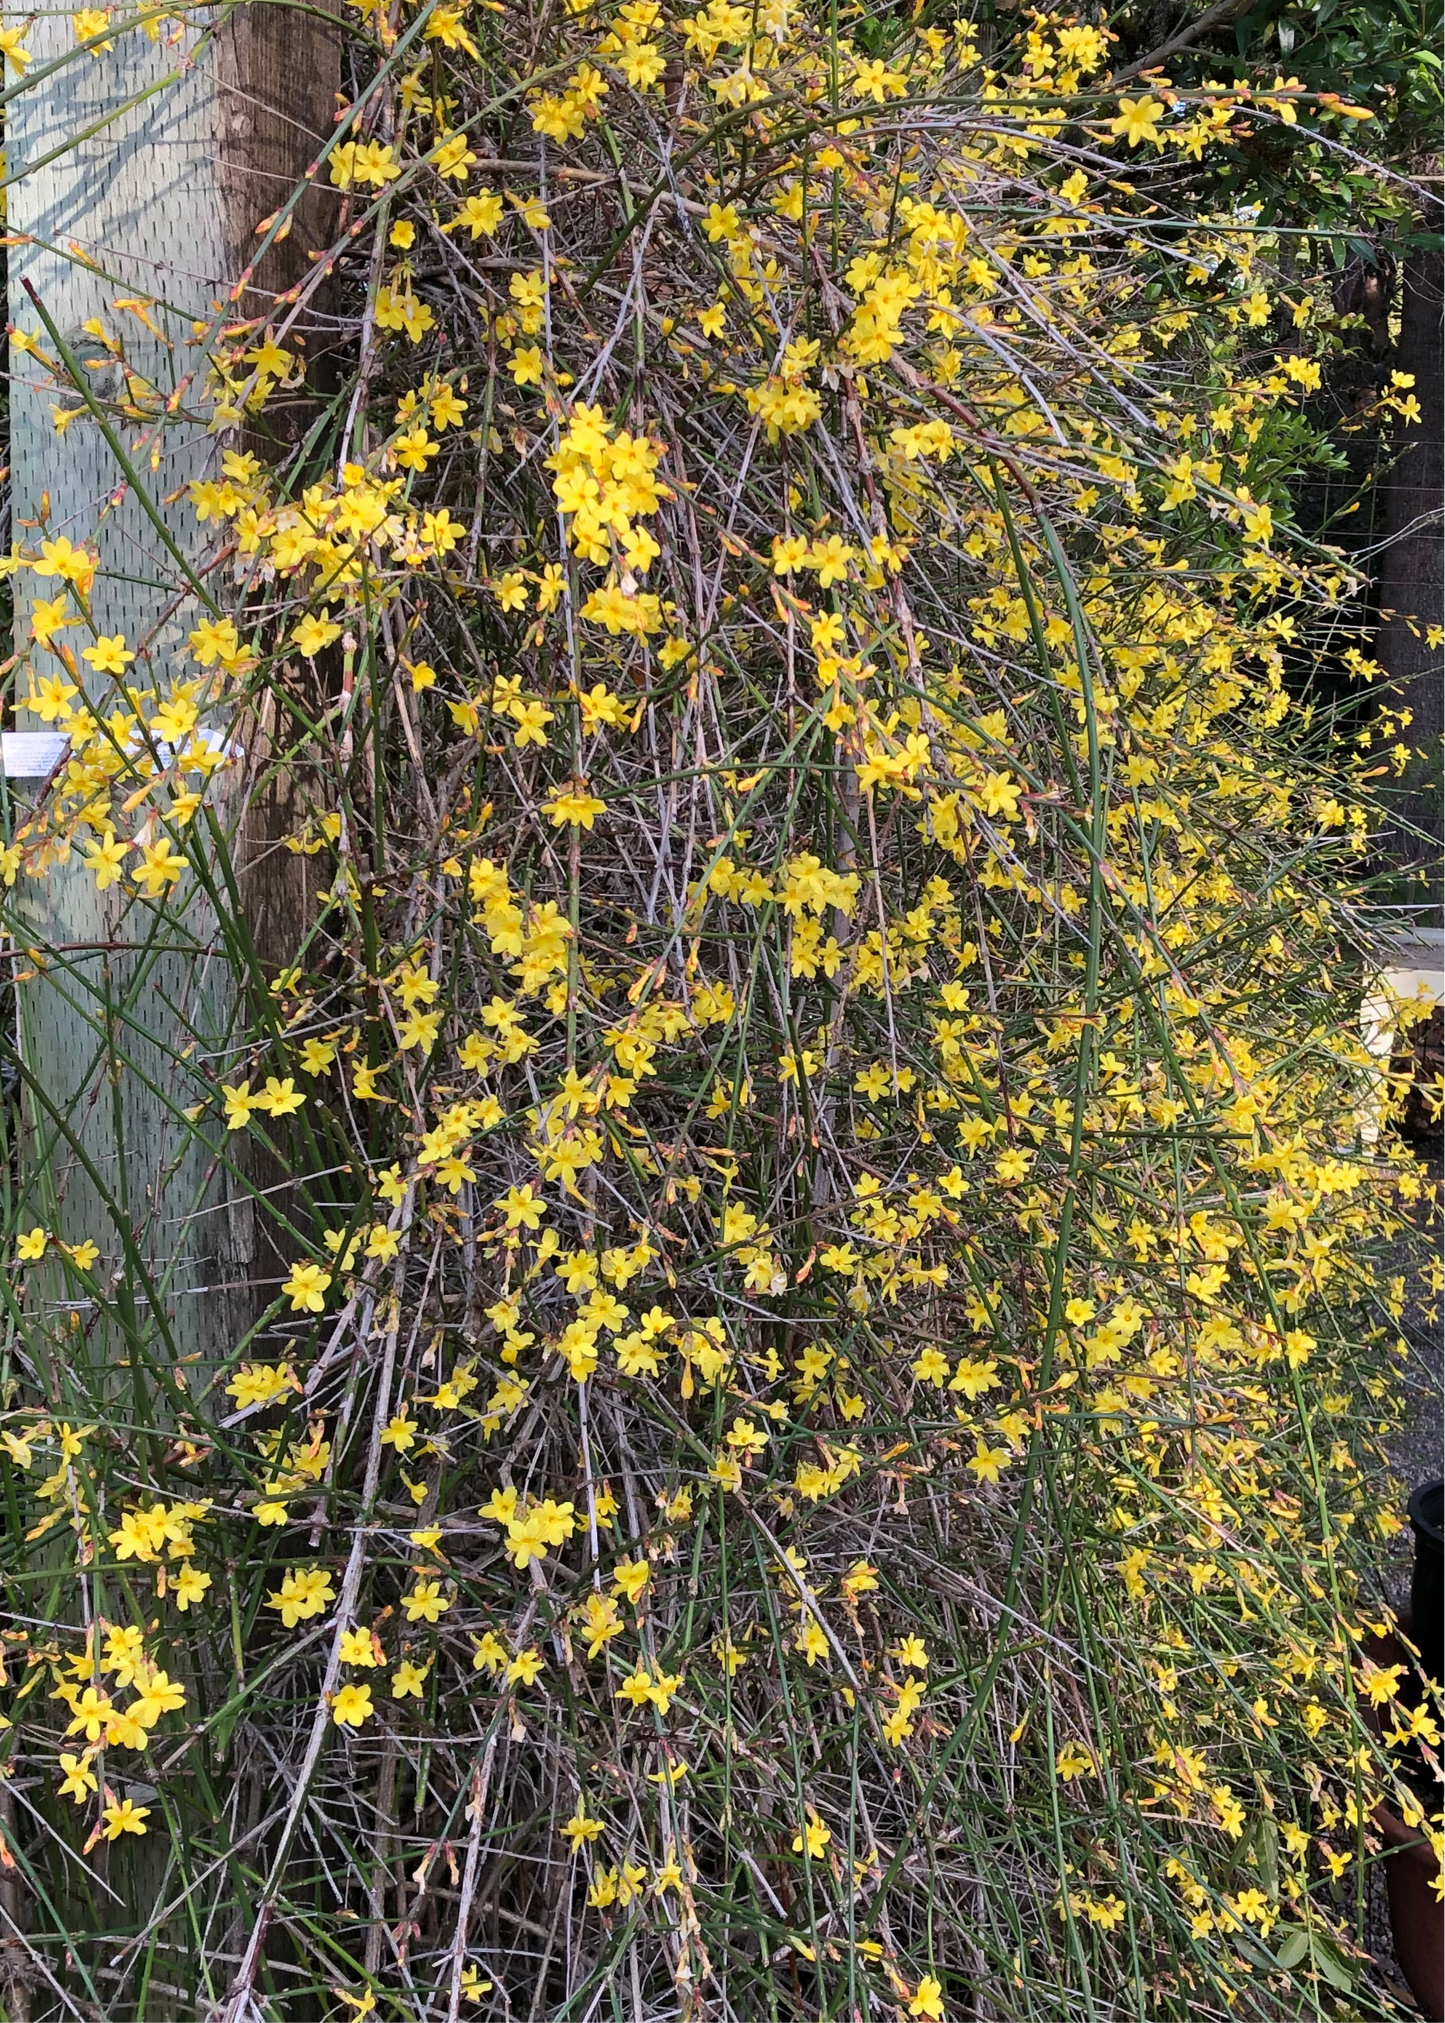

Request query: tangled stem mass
[{"left": 0, "top": 0, "right": 1438, "bottom": 2017}]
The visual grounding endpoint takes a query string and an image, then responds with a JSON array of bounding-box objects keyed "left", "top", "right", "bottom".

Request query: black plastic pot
[{"left": 1409, "top": 1479, "right": 1443, "bottom": 1692}]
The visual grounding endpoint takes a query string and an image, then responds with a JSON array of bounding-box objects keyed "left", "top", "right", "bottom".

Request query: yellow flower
[
  {"left": 339, "top": 1627, "right": 379, "bottom": 1668},
  {"left": 57, "top": 1752, "right": 97, "bottom": 1803},
  {"left": 102, "top": 1797, "right": 150, "bottom": 1839},
  {"left": 173, "top": 1566, "right": 212, "bottom": 1612},
  {"left": 332, "top": 1682, "right": 375, "bottom": 1727},
  {"left": 66, "top": 1688, "right": 113, "bottom": 1742},
  {"left": 397, "top": 1008, "right": 441, "bottom": 1053},
  {"left": 1110, "top": 96, "right": 1163, "bottom": 148},
  {"left": 282, "top": 1261, "right": 332, "bottom": 1313},
  {"left": 611, "top": 1558, "right": 651, "bottom": 1604},
  {"left": 82, "top": 828, "right": 129, "bottom": 890},
  {"left": 968, "top": 1442, "right": 1011, "bottom": 1485},
  {"left": 402, "top": 1578, "right": 450, "bottom": 1624},
  {"left": 81, "top": 632, "right": 133, "bottom": 674},
  {"left": 221, "top": 1081, "right": 257, "bottom": 1130},
  {"left": 479, "top": 1485, "right": 519, "bottom": 1525},
  {"left": 912, "top": 1347, "right": 950, "bottom": 1386},
  {"left": 266, "top": 1567, "right": 335, "bottom": 1627},
  {"left": 133, "top": 838, "right": 186, "bottom": 896},
  {"left": 561, "top": 1803, "right": 605, "bottom": 1847},
  {"left": 25, "top": 671, "right": 76, "bottom": 722},
  {"left": 227, "top": 1361, "right": 297, "bottom": 1411},
  {"left": 329, "top": 138, "right": 400, "bottom": 190},
  {"left": 352, "top": 1060, "right": 387, "bottom": 1101},
  {"left": 472, "top": 1632, "right": 508, "bottom": 1675},
  {"left": 131, "top": 1668, "right": 186, "bottom": 1727},
  {"left": 505, "top": 1645, "right": 544, "bottom": 1686},
  {"left": 72, "top": 9, "right": 114, "bottom": 53},
  {"left": 15, "top": 1227, "right": 47, "bottom": 1262},
  {"left": 498, "top": 1184, "right": 545, "bottom": 1230},
  {"left": 616, "top": 39, "right": 664, "bottom": 88},
  {"left": 615, "top": 1665, "right": 654, "bottom": 1709},
  {"left": 149, "top": 688, "right": 199, "bottom": 743},
  {"left": 187, "top": 615, "right": 241, "bottom": 667},
  {"left": 293, "top": 611, "right": 342, "bottom": 657},
  {"left": 33, "top": 535, "right": 95, "bottom": 587},
  {"left": 542, "top": 786, "right": 607, "bottom": 829},
  {"left": 256, "top": 1075, "right": 306, "bottom": 1117}
]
